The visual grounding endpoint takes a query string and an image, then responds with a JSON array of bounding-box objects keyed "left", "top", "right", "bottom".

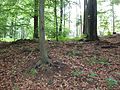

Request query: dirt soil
[{"left": 0, "top": 34, "right": 120, "bottom": 90}]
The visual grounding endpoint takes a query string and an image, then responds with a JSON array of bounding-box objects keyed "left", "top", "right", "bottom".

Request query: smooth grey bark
[{"left": 38, "top": 0, "right": 51, "bottom": 64}]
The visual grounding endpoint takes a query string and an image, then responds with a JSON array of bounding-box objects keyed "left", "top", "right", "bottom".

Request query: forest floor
[{"left": 0, "top": 34, "right": 120, "bottom": 90}]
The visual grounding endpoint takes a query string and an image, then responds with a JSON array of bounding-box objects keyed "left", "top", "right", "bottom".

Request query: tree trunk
[
  {"left": 63, "top": 0, "right": 66, "bottom": 31},
  {"left": 33, "top": 0, "right": 39, "bottom": 38},
  {"left": 86, "top": 0, "right": 98, "bottom": 40},
  {"left": 79, "top": 0, "right": 82, "bottom": 36},
  {"left": 59, "top": 0, "right": 63, "bottom": 35},
  {"left": 112, "top": 3, "right": 115, "bottom": 34},
  {"left": 38, "top": 0, "right": 51, "bottom": 65},
  {"left": 68, "top": 2, "right": 71, "bottom": 31},
  {"left": 76, "top": 0, "right": 78, "bottom": 37},
  {"left": 54, "top": 0, "right": 59, "bottom": 41},
  {"left": 10, "top": 21, "right": 14, "bottom": 38},
  {"left": 83, "top": 0, "right": 88, "bottom": 35}
]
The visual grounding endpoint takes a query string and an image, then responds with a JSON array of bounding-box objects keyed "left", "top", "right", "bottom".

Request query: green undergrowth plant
[
  {"left": 57, "top": 37, "right": 81, "bottom": 41},
  {"left": 48, "top": 34, "right": 87, "bottom": 42},
  {"left": 0, "top": 38, "right": 15, "bottom": 42},
  {"left": 29, "top": 68, "right": 38, "bottom": 76},
  {"left": 13, "top": 85, "right": 19, "bottom": 90},
  {"left": 107, "top": 31, "right": 112, "bottom": 36},
  {"left": 69, "top": 37, "right": 81, "bottom": 41},
  {"left": 89, "top": 72, "right": 98, "bottom": 77},
  {"left": 59, "top": 36, "right": 70, "bottom": 41},
  {"left": 66, "top": 50, "right": 82, "bottom": 56},
  {"left": 106, "top": 77, "right": 118, "bottom": 89},
  {"left": 70, "top": 34, "right": 87, "bottom": 41},
  {"left": 71, "top": 69, "right": 84, "bottom": 77},
  {"left": 86, "top": 72, "right": 98, "bottom": 83},
  {"left": 88, "top": 56, "right": 110, "bottom": 65},
  {"left": 80, "top": 34, "right": 87, "bottom": 39}
]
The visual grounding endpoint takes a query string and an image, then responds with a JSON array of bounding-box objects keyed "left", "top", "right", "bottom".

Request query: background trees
[
  {"left": 97, "top": 0, "right": 120, "bottom": 36},
  {"left": 0, "top": 0, "right": 120, "bottom": 41},
  {"left": 0, "top": 1, "right": 120, "bottom": 89}
]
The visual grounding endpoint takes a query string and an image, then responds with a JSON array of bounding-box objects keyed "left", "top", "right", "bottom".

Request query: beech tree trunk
[
  {"left": 38, "top": 0, "right": 50, "bottom": 64},
  {"left": 87, "top": 0, "right": 98, "bottom": 40},
  {"left": 83, "top": 0, "right": 98, "bottom": 41}
]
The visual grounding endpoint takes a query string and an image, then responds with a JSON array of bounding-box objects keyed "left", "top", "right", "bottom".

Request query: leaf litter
[{"left": 0, "top": 35, "right": 120, "bottom": 90}]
